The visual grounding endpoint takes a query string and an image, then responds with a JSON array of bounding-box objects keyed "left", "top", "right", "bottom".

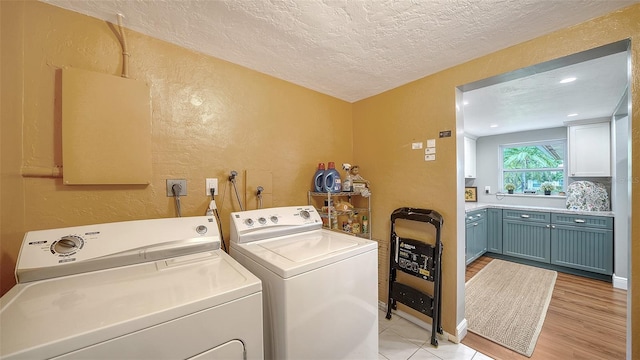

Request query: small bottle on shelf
[{"left": 361, "top": 215, "right": 368, "bottom": 234}]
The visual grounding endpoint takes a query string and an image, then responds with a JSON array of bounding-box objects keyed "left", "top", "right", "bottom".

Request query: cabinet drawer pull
[
  {"left": 574, "top": 219, "right": 586, "bottom": 223},
  {"left": 520, "top": 214, "right": 530, "bottom": 218}
]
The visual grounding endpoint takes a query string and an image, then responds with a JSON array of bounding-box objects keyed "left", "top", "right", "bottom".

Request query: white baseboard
[
  {"left": 612, "top": 274, "right": 628, "bottom": 290},
  {"left": 455, "top": 318, "right": 468, "bottom": 343}
]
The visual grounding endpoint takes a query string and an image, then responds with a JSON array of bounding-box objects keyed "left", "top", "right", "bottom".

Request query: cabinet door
[
  {"left": 503, "top": 219, "right": 550, "bottom": 263},
  {"left": 487, "top": 208, "right": 502, "bottom": 253},
  {"left": 465, "top": 217, "right": 486, "bottom": 265},
  {"left": 474, "top": 218, "right": 487, "bottom": 259},
  {"left": 465, "top": 221, "right": 475, "bottom": 265},
  {"left": 568, "top": 122, "right": 611, "bottom": 177},
  {"left": 464, "top": 136, "right": 476, "bottom": 178},
  {"left": 551, "top": 224, "right": 613, "bottom": 275}
]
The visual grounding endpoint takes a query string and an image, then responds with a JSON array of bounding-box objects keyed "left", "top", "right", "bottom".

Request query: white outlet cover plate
[{"left": 205, "top": 178, "right": 218, "bottom": 196}]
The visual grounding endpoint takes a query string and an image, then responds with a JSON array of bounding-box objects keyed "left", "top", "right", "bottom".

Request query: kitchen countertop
[{"left": 465, "top": 202, "right": 614, "bottom": 217}]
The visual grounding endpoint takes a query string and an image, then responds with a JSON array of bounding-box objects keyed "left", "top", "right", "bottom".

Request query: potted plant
[
  {"left": 504, "top": 183, "right": 516, "bottom": 194},
  {"left": 540, "top": 182, "right": 555, "bottom": 195}
]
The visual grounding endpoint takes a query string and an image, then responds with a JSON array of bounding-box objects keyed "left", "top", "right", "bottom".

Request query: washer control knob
[
  {"left": 54, "top": 236, "right": 81, "bottom": 254},
  {"left": 196, "top": 225, "right": 208, "bottom": 235},
  {"left": 300, "top": 210, "right": 311, "bottom": 219},
  {"left": 244, "top": 218, "right": 254, "bottom": 226},
  {"left": 258, "top": 217, "right": 267, "bottom": 225},
  {"left": 270, "top": 216, "right": 278, "bottom": 223}
]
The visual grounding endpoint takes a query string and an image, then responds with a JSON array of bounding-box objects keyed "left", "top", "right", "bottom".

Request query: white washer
[
  {"left": 229, "top": 206, "right": 378, "bottom": 360},
  {"left": 0, "top": 216, "right": 263, "bottom": 360}
]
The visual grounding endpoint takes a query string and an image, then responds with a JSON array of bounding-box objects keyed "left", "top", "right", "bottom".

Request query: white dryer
[
  {"left": 229, "top": 206, "right": 378, "bottom": 360},
  {"left": 0, "top": 216, "right": 263, "bottom": 360}
]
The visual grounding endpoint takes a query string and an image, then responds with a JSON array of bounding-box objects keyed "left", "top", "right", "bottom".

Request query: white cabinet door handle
[
  {"left": 574, "top": 219, "right": 586, "bottom": 223},
  {"left": 520, "top": 214, "right": 530, "bottom": 218}
]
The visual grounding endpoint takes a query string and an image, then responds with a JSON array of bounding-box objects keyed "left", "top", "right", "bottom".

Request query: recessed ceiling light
[
  {"left": 567, "top": 113, "right": 579, "bottom": 117},
  {"left": 560, "top": 77, "right": 577, "bottom": 84},
  {"left": 490, "top": 124, "right": 498, "bottom": 128}
]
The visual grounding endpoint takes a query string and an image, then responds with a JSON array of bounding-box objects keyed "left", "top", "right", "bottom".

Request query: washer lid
[
  {"left": 232, "top": 229, "right": 377, "bottom": 278},
  {"left": 258, "top": 232, "right": 358, "bottom": 262},
  {"left": 0, "top": 251, "right": 261, "bottom": 359}
]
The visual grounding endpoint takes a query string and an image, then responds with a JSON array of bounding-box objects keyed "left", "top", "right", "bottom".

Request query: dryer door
[{"left": 189, "top": 340, "right": 244, "bottom": 360}]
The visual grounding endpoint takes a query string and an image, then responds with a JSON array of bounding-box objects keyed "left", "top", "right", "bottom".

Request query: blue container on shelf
[
  {"left": 313, "top": 163, "right": 325, "bottom": 192},
  {"left": 323, "top": 162, "right": 342, "bottom": 193}
]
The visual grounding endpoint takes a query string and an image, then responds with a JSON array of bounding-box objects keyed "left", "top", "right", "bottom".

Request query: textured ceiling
[
  {"left": 41, "top": 0, "right": 634, "bottom": 138},
  {"left": 41, "top": 0, "right": 637, "bottom": 103}
]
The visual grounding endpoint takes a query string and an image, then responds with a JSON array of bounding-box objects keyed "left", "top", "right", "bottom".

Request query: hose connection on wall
[
  {"left": 256, "top": 186, "right": 264, "bottom": 209},
  {"left": 229, "top": 170, "right": 244, "bottom": 211}
]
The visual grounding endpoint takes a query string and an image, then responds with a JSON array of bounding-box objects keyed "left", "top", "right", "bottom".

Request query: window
[{"left": 500, "top": 140, "right": 566, "bottom": 194}]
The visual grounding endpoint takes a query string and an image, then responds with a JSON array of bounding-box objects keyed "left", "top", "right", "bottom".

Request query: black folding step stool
[{"left": 386, "top": 207, "right": 444, "bottom": 347}]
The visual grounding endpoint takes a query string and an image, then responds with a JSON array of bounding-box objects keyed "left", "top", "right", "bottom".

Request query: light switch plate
[
  {"left": 412, "top": 142, "right": 423, "bottom": 149},
  {"left": 426, "top": 139, "right": 436, "bottom": 147},
  {"left": 425, "top": 154, "right": 436, "bottom": 161},
  {"left": 425, "top": 147, "right": 436, "bottom": 154}
]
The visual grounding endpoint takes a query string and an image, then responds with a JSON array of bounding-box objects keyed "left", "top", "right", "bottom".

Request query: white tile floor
[{"left": 378, "top": 310, "right": 492, "bottom": 360}]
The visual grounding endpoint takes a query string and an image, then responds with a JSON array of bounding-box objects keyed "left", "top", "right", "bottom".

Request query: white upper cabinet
[
  {"left": 464, "top": 136, "right": 477, "bottom": 178},
  {"left": 567, "top": 121, "right": 611, "bottom": 177}
]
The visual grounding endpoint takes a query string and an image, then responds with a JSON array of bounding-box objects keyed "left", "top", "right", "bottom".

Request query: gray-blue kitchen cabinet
[
  {"left": 486, "top": 208, "right": 503, "bottom": 254},
  {"left": 550, "top": 213, "right": 613, "bottom": 275},
  {"left": 465, "top": 209, "right": 487, "bottom": 265},
  {"left": 502, "top": 210, "right": 551, "bottom": 263}
]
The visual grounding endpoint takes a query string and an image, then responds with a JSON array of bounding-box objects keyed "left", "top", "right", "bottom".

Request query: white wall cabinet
[
  {"left": 464, "top": 136, "right": 476, "bottom": 178},
  {"left": 567, "top": 121, "right": 611, "bottom": 177}
]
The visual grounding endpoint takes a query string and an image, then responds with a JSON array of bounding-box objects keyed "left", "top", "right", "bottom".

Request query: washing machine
[
  {"left": 229, "top": 206, "right": 378, "bottom": 360},
  {"left": 0, "top": 216, "right": 263, "bottom": 360}
]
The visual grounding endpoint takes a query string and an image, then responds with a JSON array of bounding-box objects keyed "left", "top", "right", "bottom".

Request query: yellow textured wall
[
  {"left": 353, "top": 3, "right": 639, "bottom": 354},
  {"left": 0, "top": 1, "right": 352, "bottom": 293}
]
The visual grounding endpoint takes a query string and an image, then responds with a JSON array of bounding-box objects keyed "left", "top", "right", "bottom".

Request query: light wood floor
[{"left": 462, "top": 256, "right": 627, "bottom": 360}]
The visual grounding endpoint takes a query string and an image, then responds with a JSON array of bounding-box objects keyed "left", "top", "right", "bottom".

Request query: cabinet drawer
[
  {"left": 502, "top": 210, "right": 550, "bottom": 224},
  {"left": 466, "top": 210, "right": 486, "bottom": 224},
  {"left": 551, "top": 213, "right": 613, "bottom": 230}
]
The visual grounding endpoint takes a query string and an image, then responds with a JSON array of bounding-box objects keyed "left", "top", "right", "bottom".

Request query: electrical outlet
[
  {"left": 166, "top": 179, "right": 187, "bottom": 196},
  {"left": 205, "top": 178, "right": 218, "bottom": 196}
]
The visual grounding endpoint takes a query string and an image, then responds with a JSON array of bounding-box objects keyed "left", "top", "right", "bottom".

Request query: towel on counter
[{"left": 566, "top": 181, "right": 610, "bottom": 211}]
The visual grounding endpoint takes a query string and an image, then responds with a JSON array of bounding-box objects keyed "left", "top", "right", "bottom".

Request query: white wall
[{"left": 471, "top": 127, "right": 568, "bottom": 208}]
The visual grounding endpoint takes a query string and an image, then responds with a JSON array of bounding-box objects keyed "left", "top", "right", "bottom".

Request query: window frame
[{"left": 499, "top": 139, "right": 567, "bottom": 194}]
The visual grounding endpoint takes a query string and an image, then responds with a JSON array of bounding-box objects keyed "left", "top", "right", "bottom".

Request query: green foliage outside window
[{"left": 501, "top": 141, "right": 565, "bottom": 194}]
